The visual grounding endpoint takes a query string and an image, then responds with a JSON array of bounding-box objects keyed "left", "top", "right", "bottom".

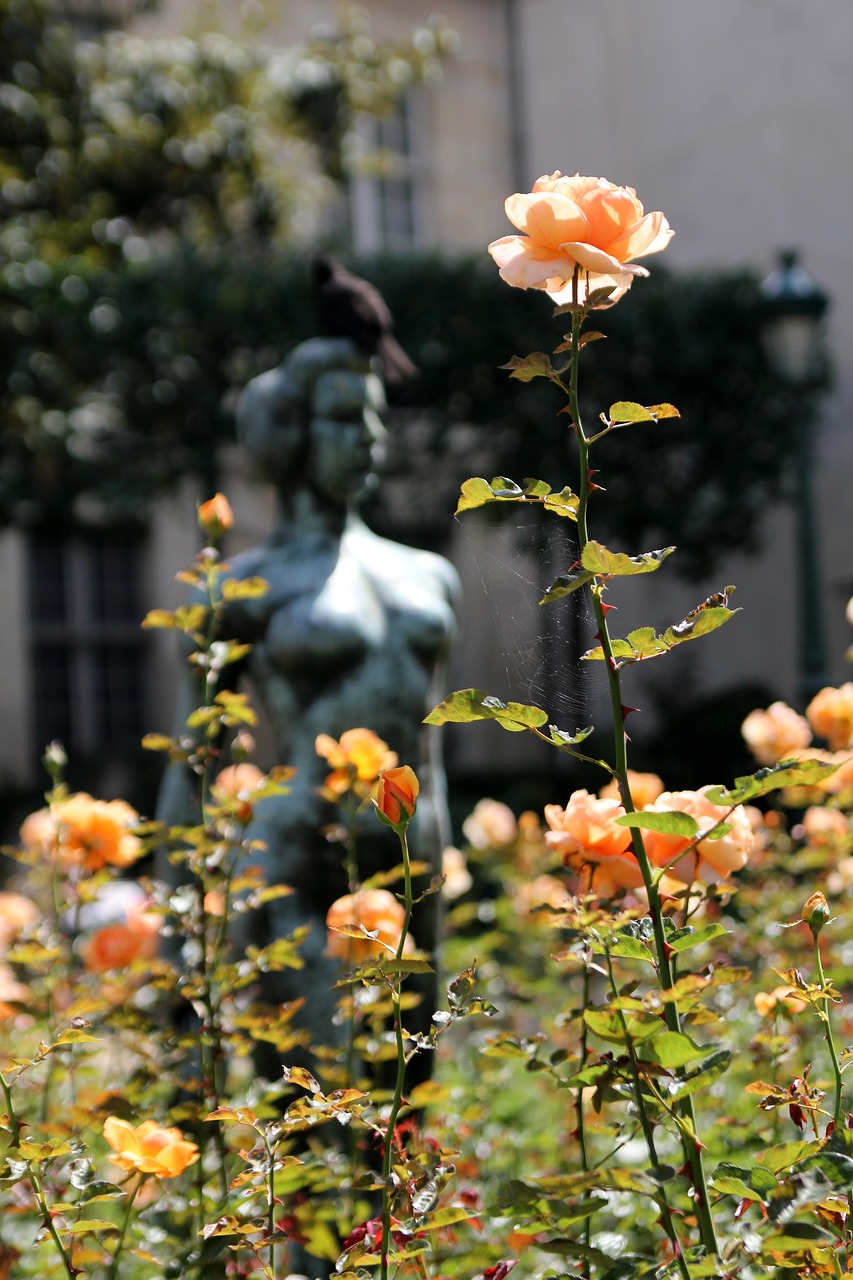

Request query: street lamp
[{"left": 759, "top": 249, "right": 830, "bottom": 708}]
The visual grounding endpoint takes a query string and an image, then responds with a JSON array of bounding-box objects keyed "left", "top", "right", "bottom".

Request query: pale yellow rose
[
  {"left": 488, "top": 171, "right": 673, "bottom": 307},
  {"left": 742, "top": 702, "right": 812, "bottom": 766},
  {"left": 462, "top": 798, "right": 517, "bottom": 850}
]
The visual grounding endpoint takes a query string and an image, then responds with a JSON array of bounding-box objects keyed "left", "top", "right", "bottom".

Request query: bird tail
[{"left": 377, "top": 333, "right": 418, "bottom": 383}]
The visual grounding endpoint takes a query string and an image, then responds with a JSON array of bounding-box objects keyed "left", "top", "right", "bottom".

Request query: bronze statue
[{"left": 157, "top": 336, "right": 459, "bottom": 1083}]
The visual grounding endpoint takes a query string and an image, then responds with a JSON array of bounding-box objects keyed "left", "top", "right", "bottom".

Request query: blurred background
[{"left": 2, "top": 0, "right": 852, "bottom": 829}]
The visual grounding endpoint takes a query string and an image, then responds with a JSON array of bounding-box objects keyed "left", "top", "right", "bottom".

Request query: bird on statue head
[{"left": 311, "top": 252, "right": 418, "bottom": 384}]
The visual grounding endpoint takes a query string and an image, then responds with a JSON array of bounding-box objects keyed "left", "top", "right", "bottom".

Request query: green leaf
[
  {"left": 667, "top": 922, "right": 729, "bottom": 953},
  {"left": 540, "top": 567, "right": 596, "bottom": 603},
  {"left": 548, "top": 723, "right": 594, "bottom": 749},
  {"left": 584, "top": 600, "right": 737, "bottom": 664},
  {"left": 616, "top": 811, "right": 699, "bottom": 838},
  {"left": 583, "top": 1009, "right": 662, "bottom": 1046},
  {"left": 666, "top": 1049, "right": 731, "bottom": 1100},
  {"left": 68, "top": 1220, "right": 119, "bottom": 1235},
  {"left": 581, "top": 541, "right": 675, "bottom": 578},
  {"left": 424, "top": 689, "right": 548, "bottom": 732},
  {"left": 608, "top": 401, "right": 681, "bottom": 425},
  {"left": 705, "top": 758, "right": 841, "bottom": 805},
  {"left": 455, "top": 475, "right": 578, "bottom": 519},
  {"left": 499, "top": 351, "right": 568, "bottom": 382},
  {"left": 642, "top": 1031, "right": 708, "bottom": 1069}
]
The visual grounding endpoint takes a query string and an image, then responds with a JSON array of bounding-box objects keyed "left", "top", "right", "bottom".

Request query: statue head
[{"left": 236, "top": 337, "right": 387, "bottom": 505}]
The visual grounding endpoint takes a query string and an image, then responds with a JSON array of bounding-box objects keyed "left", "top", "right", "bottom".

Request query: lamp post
[{"left": 759, "top": 249, "right": 830, "bottom": 708}]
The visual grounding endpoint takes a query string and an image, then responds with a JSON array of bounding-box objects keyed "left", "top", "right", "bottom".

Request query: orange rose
[
  {"left": 754, "top": 986, "right": 807, "bottom": 1018},
  {"left": 315, "top": 728, "right": 398, "bottom": 800},
  {"left": 81, "top": 905, "right": 160, "bottom": 973},
  {"left": 642, "top": 787, "right": 754, "bottom": 884},
  {"left": 375, "top": 766, "right": 419, "bottom": 829},
  {"left": 800, "top": 805, "right": 849, "bottom": 847},
  {"left": 197, "top": 492, "right": 234, "bottom": 537},
  {"left": 326, "top": 888, "right": 414, "bottom": 964},
  {"left": 488, "top": 171, "right": 673, "bottom": 307},
  {"left": 21, "top": 793, "right": 142, "bottom": 872},
  {"left": 0, "top": 963, "right": 29, "bottom": 1020},
  {"left": 741, "top": 701, "right": 812, "bottom": 765},
  {"left": 103, "top": 1116, "right": 199, "bottom": 1178},
  {"left": 807, "top": 684, "right": 853, "bottom": 751},
  {"left": 544, "top": 790, "right": 642, "bottom": 896},
  {"left": 598, "top": 771, "right": 665, "bottom": 811}
]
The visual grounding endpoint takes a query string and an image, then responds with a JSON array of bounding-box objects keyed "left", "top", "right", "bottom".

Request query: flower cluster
[
  {"left": 315, "top": 728, "right": 398, "bottom": 802},
  {"left": 545, "top": 781, "right": 755, "bottom": 899},
  {"left": 20, "top": 793, "right": 142, "bottom": 872}
]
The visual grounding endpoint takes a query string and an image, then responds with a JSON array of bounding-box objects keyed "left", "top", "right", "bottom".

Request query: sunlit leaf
[
  {"left": 706, "top": 758, "right": 841, "bottom": 805},
  {"left": 616, "top": 811, "right": 699, "bottom": 838},
  {"left": 499, "top": 352, "right": 568, "bottom": 382},
  {"left": 608, "top": 401, "right": 680, "bottom": 425},
  {"left": 424, "top": 689, "right": 548, "bottom": 732},
  {"left": 581, "top": 541, "right": 675, "bottom": 579}
]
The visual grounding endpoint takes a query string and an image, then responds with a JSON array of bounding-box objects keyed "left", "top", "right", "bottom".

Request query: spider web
[{"left": 452, "top": 512, "right": 603, "bottom": 738}]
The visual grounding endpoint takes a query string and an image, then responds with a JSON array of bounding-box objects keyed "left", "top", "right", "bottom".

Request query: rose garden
[{"left": 4, "top": 58, "right": 853, "bottom": 1280}]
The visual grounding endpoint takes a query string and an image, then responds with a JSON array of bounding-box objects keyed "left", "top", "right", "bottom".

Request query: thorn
[
  {"left": 621, "top": 704, "right": 639, "bottom": 721},
  {"left": 600, "top": 602, "right": 617, "bottom": 615}
]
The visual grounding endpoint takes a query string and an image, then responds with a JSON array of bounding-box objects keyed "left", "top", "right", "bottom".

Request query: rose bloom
[
  {"left": 103, "top": 1116, "right": 199, "bottom": 1178},
  {"left": 0, "top": 892, "right": 39, "bottom": 950},
  {"left": 81, "top": 904, "right": 160, "bottom": 973},
  {"left": 326, "top": 889, "right": 414, "bottom": 964},
  {"left": 741, "top": 701, "right": 812, "bottom": 766},
  {"left": 375, "top": 766, "right": 419, "bottom": 827},
  {"left": 198, "top": 491, "right": 233, "bottom": 535},
  {"left": 462, "top": 798, "right": 518, "bottom": 850},
  {"left": 514, "top": 873, "right": 570, "bottom": 922},
  {"left": 211, "top": 762, "right": 266, "bottom": 821},
  {"left": 0, "top": 963, "right": 29, "bottom": 1020},
  {"left": 641, "top": 787, "right": 755, "bottom": 885},
  {"left": 598, "top": 770, "right": 665, "bottom": 811},
  {"left": 754, "top": 985, "right": 807, "bottom": 1018},
  {"left": 488, "top": 171, "right": 673, "bottom": 307},
  {"left": 544, "top": 790, "right": 643, "bottom": 896},
  {"left": 315, "top": 728, "right": 398, "bottom": 799},
  {"left": 21, "top": 793, "right": 142, "bottom": 872},
  {"left": 441, "top": 846, "right": 473, "bottom": 900},
  {"left": 799, "top": 805, "right": 849, "bottom": 847},
  {"left": 807, "top": 684, "right": 853, "bottom": 751}
]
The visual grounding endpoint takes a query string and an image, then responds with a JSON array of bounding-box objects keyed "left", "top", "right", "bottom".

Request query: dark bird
[{"left": 312, "top": 252, "right": 418, "bottom": 383}]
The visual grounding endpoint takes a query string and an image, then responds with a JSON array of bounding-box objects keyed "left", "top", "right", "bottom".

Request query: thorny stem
[
  {"left": 812, "top": 933, "right": 844, "bottom": 1128},
  {"left": 567, "top": 292, "right": 719, "bottom": 1259},
  {"left": 576, "top": 957, "right": 592, "bottom": 1272},
  {"left": 380, "top": 826, "right": 415, "bottom": 1280},
  {"left": 28, "top": 1162, "right": 75, "bottom": 1280},
  {"left": 603, "top": 949, "right": 693, "bottom": 1280}
]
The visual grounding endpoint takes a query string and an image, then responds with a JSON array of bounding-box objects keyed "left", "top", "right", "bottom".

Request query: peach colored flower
[
  {"left": 802, "top": 890, "right": 831, "bottom": 933},
  {"left": 642, "top": 787, "right": 754, "bottom": 885},
  {"left": 462, "top": 798, "right": 517, "bottom": 849},
  {"left": 0, "top": 963, "right": 28, "bottom": 1020},
  {"left": 800, "top": 806, "right": 849, "bottom": 847},
  {"left": 212, "top": 762, "right": 266, "bottom": 821},
  {"left": 741, "top": 701, "right": 812, "bottom": 766},
  {"left": 544, "top": 790, "right": 642, "bottom": 896},
  {"left": 598, "top": 770, "right": 665, "bottom": 811},
  {"left": 514, "top": 874, "right": 570, "bottom": 921},
  {"left": 807, "top": 684, "right": 853, "bottom": 751},
  {"left": 326, "top": 889, "right": 414, "bottom": 964},
  {"left": 103, "top": 1116, "right": 199, "bottom": 1178},
  {"left": 21, "top": 793, "right": 142, "bottom": 872},
  {"left": 441, "top": 847, "right": 473, "bottom": 900},
  {"left": 0, "top": 892, "right": 39, "bottom": 950},
  {"left": 315, "top": 728, "right": 398, "bottom": 800},
  {"left": 198, "top": 492, "right": 233, "bottom": 536},
  {"left": 81, "top": 905, "right": 160, "bottom": 973},
  {"left": 488, "top": 171, "right": 673, "bottom": 307},
  {"left": 754, "top": 986, "right": 807, "bottom": 1018}
]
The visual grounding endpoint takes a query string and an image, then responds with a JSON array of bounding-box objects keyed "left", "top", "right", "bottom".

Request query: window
[
  {"left": 349, "top": 93, "right": 429, "bottom": 253},
  {"left": 27, "top": 530, "right": 147, "bottom": 761}
]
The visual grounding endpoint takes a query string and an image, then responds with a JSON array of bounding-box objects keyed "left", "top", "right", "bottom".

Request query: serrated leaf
[
  {"left": 68, "top": 1220, "right": 119, "bottom": 1235},
  {"left": 583, "top": 606, "right": 737, "bottom": 663},
  {"left": 424, "top": 689, "right": 547, "bottom": 732},
  {"left": 540, "top": 566, "right": 595, "bottom": 603},
  {"left": 548, "top": 723, "right": 594, "bottom": 748},
  {"left": 616, "top": 811, "right": 699, "bottom": 838},
  {"left": 706, "top": 758, "right": 841, "bottom": 805},
  {"left": 583, "top": 1009, "right": 662, "bottom": 1046},
  {"left": 581, "top": 541, "right": 675, "bottom": 579},
  {"left": 666, "top": 1049, "right": 731, "bottom": 1100},
  {"left": 499, "top": 352, "right": 567, "bottom": 382},
  {"left": 642, "top": 1031, "right": 708, "bottom": 1069},
  {"left": 608, "top": 401, "right": 680, "bottom": 425},
  {"left": 667, "top": 922, "right": 729, "bottom": 953},
  {"left": 455, "top": 476, "right": 578, "bottom": 520}
]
